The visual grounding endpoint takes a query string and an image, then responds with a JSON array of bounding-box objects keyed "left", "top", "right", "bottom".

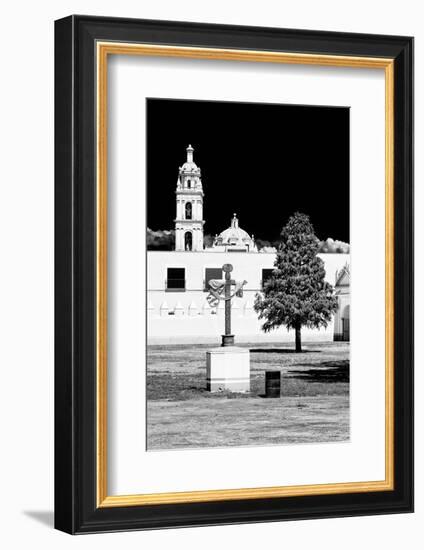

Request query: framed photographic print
[{"left": 54, "top": 15, "right": 413, "bottom": 534}]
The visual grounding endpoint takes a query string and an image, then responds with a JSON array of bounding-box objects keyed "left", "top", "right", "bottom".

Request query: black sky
[{"left": 147, "top": 98, "right": 349, "bottom": 243}]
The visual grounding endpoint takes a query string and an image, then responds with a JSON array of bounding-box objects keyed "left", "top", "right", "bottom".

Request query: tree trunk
[{"left": 295, "top": 325, "right": 302, "bottom": 353}]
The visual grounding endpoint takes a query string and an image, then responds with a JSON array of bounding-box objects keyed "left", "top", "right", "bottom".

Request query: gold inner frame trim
[{"left": 96, "top": 42, "right": 395, "bottom": 508}]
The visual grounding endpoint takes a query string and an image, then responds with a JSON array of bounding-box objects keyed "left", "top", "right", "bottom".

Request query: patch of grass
[{"left": 147, "top": 342, "right": 349, "bottom": 401}]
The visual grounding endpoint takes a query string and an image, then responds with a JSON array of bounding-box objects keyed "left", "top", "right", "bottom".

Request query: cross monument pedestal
[
  {"left": 206, "top": 347, "right": 250, "bottom": 392},
  {"left": 205, "top": 263, "right": 250, "bottom": 392}
]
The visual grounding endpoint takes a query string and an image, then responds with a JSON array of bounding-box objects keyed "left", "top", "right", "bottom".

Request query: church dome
[
  {"left": 213, "top": 214, "right": 258, "bottom": 253},
  {"left": 181, "top": 160, "right": 198, "bottom": 172},
  {"left": 218, "top": 218, "right": 252, "bottom": 243}
]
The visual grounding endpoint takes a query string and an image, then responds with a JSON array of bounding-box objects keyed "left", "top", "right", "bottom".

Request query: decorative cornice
[
  {"left": 175, "top": 190, "right": 204, "bottom": 196},
  {"left": 174, "top": 219, "right": 205, "bottom": 225}
]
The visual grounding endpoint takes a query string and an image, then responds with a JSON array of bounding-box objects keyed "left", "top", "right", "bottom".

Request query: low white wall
[{"left": 148, "top": 308, "right": 335, "bottom": 345}]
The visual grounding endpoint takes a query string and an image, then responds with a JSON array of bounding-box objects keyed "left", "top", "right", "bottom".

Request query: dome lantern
[{"left": 186, "top": 144, "right": 194, "bottom": 163}]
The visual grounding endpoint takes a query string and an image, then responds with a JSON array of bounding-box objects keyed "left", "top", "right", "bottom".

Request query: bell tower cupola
[{"left": 175, "top": 145, "right": 204, "bottom": 251}]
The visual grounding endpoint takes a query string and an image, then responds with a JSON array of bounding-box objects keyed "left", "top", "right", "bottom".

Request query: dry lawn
[{"left": 147, "top": 341, "right": 349, "bottom": 450}]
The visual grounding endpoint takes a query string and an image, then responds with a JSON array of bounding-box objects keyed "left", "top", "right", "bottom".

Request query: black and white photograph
[
  {"left": 0, "top": 1, "right": 417, "bottom": 543},
  {"left": 146, "top": 98, "right": 350, "bottom": 451}
]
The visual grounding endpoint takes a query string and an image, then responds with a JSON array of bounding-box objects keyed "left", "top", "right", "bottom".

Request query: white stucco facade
[{"left": 147, "top": 251, "right": 350, "bottom": 344}]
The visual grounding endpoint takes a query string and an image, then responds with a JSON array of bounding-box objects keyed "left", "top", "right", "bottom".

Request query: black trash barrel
[{"left": 265, "top": 371, "right": 281, "bottom": 398}]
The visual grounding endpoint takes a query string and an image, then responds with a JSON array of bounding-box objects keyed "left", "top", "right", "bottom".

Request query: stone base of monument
[{"left": 206, "top": 347, "right": 250, "bottom": 392}]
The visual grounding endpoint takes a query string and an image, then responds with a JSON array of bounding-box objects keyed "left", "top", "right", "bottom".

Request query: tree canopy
[{"left": 254, "top": 212, "right": 339, "bottom": 351}]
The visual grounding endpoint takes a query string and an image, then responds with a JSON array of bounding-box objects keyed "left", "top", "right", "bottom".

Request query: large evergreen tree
[{"left": 254, "top": 212, "right": 339, "bottom": 352}]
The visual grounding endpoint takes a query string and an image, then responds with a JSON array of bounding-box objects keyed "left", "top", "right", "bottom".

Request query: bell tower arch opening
[{"left": 184, "top": 231, "right": 193, "bottom": 251}]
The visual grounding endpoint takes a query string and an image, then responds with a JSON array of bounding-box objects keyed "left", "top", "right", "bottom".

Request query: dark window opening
[
  {"left": 204, "top": 267, "right": 223, "bottom": 291},
  {"left": 187, "top": 179, "right": 191, "bottom": 189},
  {"left": 185, "top": 202, "right": 192, "bottom": 220},
  {"left": 166, "top": 267, "right": 185, "bottom": 290}
]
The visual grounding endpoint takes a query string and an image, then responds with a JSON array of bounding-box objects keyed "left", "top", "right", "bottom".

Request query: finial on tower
[
  {"left": 186, "top": 144, "right": 194, "bottom": 163},
  {"left": 231, "top": 213, "right": 239, "bottom": 228}
]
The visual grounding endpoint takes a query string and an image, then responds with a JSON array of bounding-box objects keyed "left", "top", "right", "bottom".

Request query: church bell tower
[{"left": 175, "top": 145, "right": 204, "bottom": 251}]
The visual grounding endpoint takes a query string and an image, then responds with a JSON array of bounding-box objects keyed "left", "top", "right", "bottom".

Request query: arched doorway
[
  {"left": 342, "top": 305, "right": 350, "bottom": 341},
  {"left": 184, "top": 231, "right": 192, "bottom": 251}
]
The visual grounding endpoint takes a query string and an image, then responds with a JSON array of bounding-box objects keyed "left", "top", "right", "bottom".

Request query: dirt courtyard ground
[{"left": 146, "top": 341, "right": 349, "bottom": 450}]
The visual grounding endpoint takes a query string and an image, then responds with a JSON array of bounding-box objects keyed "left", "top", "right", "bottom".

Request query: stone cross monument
[
  {"left": 205, "top": 264, "right": 250, "bottom": 392},
  {"left": 222, "top": 263, "right": 246, "bottom": 346},
  {"left": 206, "top": 263, "right": 247, "bottom": 347}
]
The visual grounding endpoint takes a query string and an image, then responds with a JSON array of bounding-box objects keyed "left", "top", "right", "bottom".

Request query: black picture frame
[{"left": 55, "top": 15, "right": 413, "bottom": 534}]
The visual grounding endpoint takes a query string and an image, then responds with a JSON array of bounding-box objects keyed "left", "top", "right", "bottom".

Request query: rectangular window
[
  {"left": 261, "top": 268, "right": 275, "bottom": 289},
  {"left": 166, "top": 267, "right": 185, "bottom": 291},
  {"left": 204, "top": 267, "right": 223, "bottom": 291}
]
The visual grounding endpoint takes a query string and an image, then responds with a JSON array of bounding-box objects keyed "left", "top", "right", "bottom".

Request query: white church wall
[
  {"left": 147, "top": 251, "right": 350, "bottom": 344},
  {"left": 147, "top": 314, "right": 335, "bottom": 345}
]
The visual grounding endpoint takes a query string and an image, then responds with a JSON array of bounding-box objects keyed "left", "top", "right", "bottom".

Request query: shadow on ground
[
  {"left": 288, "top": 360, "right": 349, "bottom": 383},
  {"left": 23, "top": 510, "right": 54, "bottom": 528}
]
